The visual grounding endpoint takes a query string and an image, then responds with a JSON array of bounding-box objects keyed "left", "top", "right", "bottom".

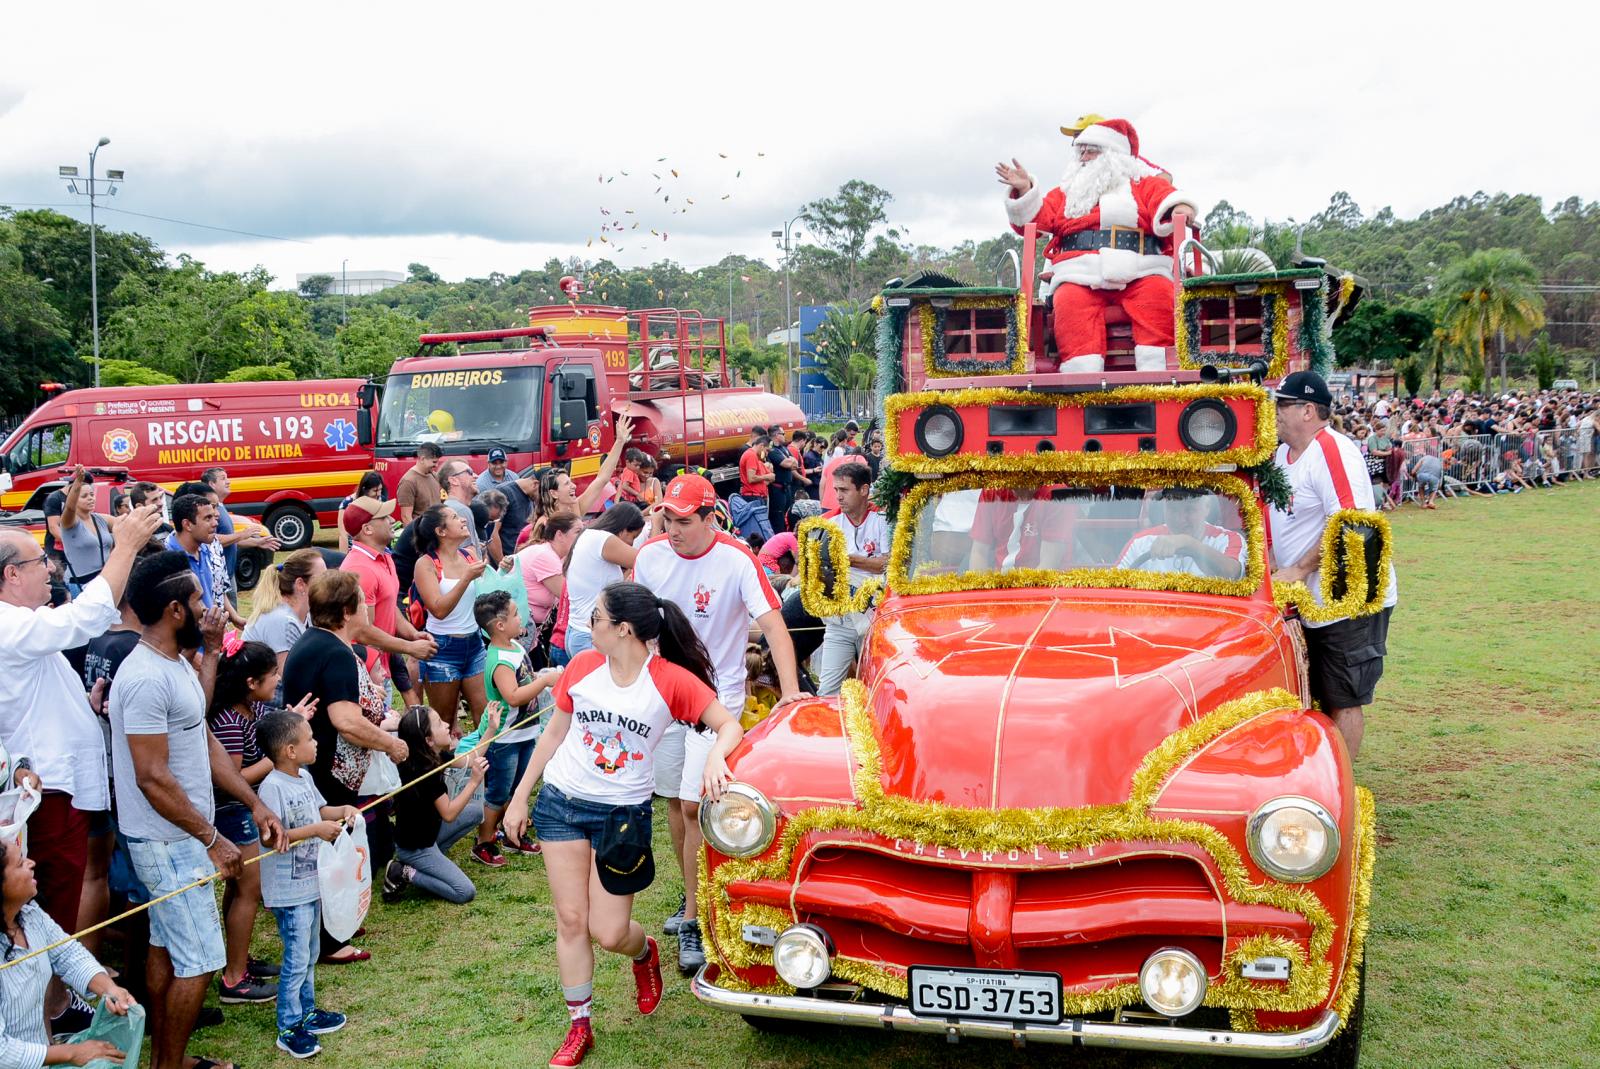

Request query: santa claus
[{"left": 996, "top": 119, "right": 1197, "bottom": 373}]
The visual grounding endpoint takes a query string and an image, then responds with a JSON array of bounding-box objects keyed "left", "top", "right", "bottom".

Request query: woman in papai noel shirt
[{"left": 502, "top": 581, "right": 740, "bottom": 1068}]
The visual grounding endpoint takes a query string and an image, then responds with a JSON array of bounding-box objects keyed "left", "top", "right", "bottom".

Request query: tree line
[{"left": 5, "top": 183, "right": 1598, "bottom": 417}]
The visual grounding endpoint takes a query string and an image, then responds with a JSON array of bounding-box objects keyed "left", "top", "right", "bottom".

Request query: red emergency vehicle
[
  {"left": 368, "top": 304, "right": 803, "bottom": 494},
  {"left": 0, "top": 380, "right": 373, "bottom": 548}
]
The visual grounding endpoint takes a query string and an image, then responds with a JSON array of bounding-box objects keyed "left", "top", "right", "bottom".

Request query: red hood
[{"left": 857, "top": 591, "right": 1297, "bottom": 811}]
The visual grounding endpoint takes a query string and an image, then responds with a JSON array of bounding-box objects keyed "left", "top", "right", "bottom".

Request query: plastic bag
[
  {"left": 473, "top": 552, "right": 531, "bottom": 630},
  {"left": 65, "top": 1001, "right": 146, "bottom": 1069},
  {"left": 357, "top": 750, "right": 401, "bottom": 796},
  {"left": 317, "top": 818, "right": 371, "bottom": 943},
  {"left": 0, "top": 783, "right": 42, "bottom": 854}
]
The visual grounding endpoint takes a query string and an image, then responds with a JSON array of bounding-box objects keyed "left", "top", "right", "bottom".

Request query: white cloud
[{"left": 3, "top": 1, "right": 1596, "bottom": 283}]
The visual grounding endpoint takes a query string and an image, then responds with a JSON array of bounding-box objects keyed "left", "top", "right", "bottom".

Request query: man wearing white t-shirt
[
  {"left": 1268, "top": 371, "right": 1399, "bottom": 759},
  {"left": 817, "top": 462, "right": 889, "bottom": 696},
  {"left": 633, "top": 473, "right": 808, "bottom": 974}
]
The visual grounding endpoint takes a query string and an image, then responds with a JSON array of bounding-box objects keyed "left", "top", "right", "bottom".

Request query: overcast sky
[{"left": 4, "top": 1, "right": 1597, "bottom": 286}]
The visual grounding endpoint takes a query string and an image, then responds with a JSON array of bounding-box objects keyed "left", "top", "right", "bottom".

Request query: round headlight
[
  {"left": 697, "top": 783, "right": 777, "bottom": 858},
  {"left": 914, "top": 405, "right": 963, "bottom": 457},
  {"left": 1178, "top": 398, "right": 1237, "bottom": 452},
  {"left": 772, "top": 924, "right": 833, "bottom": 989},
  {"left": 1247, "top": 796, "right": 1340, "bottom": 882},
  {"left": 1138, "top": 947, "right": 1207, "bottom": 1017}
]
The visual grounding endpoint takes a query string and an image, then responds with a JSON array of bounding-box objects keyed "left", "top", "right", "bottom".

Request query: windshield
[
  {"left": 895, "top": 475, "right": 1261, "bottom": 597},
  {"left": 377, "top": 366, "right": 540, "bottom": 448}
]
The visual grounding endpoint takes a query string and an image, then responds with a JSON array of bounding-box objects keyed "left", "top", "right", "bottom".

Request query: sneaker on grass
[
  {"left": 277, "top": 1025, "right": 322, "bottom": 1059},
  {"left": 632, "top": 936, "right": 664, "bottom": 1016},
  {"left": 471, "top": 841, "right": 507, "bottom": 868},
  {"left": 662, "top": 896, "right": 686, "bottom": 935},
  {"left": 247, "top": 955, "right": 280, "bottom": 978},
  {"left": 549, "top": 1018, "right": 594, "bottom": 1067},
  {"left": 676, "top": 919, "right": 706, "bottom": 974},
  {"left": 382, "top": 859, "right": 412, "bottom": 903},
  {"left": 302, "top": 1008, "right": 347, "bottom": 1035},
  {"left": 497, "top": 828, "right": 542, "bottom": 855},
  {"left": 218, "top": 971, "right": 277, "bottom": 1004}
]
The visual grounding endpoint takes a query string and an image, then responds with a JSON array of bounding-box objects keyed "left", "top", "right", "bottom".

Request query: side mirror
[
  {"left": 356, "top": 407, "right": 372, "bottom": 447},
  {"left": 552, "top": 400, "right": 589, "bottom": 442},
  {"left": 556, "top": 370, "right": 588, "bottom": 401},
  {"left": 1327, "top": 514, "right": 1388, "bottom": 606}
]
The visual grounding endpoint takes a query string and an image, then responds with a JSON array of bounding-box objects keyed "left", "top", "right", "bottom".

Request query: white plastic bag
[
  {"left": 357, "top": 750, "right": 401, "bottom": 796},
  {"left": 317, "top": 818, "right": 371, "bottom": 943},
  {"left": 0, "top": 784, "right": 42, "bottom": 854}
]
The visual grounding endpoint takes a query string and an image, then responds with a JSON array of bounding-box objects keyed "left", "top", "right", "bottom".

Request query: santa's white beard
[{"left": 1059, "top": 151, "right": 1158, "bottom": 218}]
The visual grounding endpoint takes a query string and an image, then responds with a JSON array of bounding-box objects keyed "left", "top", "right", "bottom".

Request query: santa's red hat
[{"left": 1074, "top": 119, "right": 1139, "bottom": 158}]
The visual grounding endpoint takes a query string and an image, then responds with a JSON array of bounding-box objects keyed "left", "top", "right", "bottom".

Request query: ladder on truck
[{"left": 605, "top": 308, "right": 732, "bottom": 479}]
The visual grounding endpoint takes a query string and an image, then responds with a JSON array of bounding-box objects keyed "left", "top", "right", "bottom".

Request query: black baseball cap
[
  {"left": 1273, "top": 371, "right": 1333, "bottom": 408},
  {"left": 487, "top": 447, "right": 507, "bottom": 463}
]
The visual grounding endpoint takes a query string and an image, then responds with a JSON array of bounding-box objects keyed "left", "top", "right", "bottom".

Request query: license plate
[{"left": 907, "top": 966, "right": 1063, "bottom": 1025}]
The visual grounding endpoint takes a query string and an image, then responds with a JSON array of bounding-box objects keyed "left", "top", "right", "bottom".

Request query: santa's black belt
[{"left": 1056, "top": 228, "right": 1161, "bottom": 254}]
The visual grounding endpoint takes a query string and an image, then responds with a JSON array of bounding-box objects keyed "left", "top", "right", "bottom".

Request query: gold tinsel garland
[
  {"left": 1273, "top": 509, "right": 1394, "bottom": 623},
  {"left": 918, "top": 293, "right": 1033, "bottom": 379},
  {"left": 885, "top": 469, "right": 1267, "bottom": 601},
  {"left": 702, "top": 683, "right": 1364, "bottom": 1017},
  {"left": 794, "top": 516, "right": 884, "bottom": 617},
  {"left": 1177, "top": 282, "right": 1293, "bottom": 380},
  {"left": 883, "top": 383, "right": 1277, "bottom": 475}
]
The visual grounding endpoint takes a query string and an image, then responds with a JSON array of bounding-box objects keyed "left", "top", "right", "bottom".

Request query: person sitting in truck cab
[
  {"left": 1113, "top": 488, "right": 1246, "bottom": 579},
  {"left": 966, "top": 487, "right": 1076, "bottom": 573}
]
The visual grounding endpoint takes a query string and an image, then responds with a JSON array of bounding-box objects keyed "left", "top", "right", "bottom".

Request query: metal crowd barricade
[{"left": 1377, "top": 428, "right": 1595, "bottom": 504}]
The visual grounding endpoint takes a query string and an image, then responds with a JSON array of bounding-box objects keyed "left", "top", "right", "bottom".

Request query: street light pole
[
  {"left": 342, "top": 259, "right": 349, "bottom": 327},
  {"left": 59, "top": 138, "right": 121, "bottom": 388},
  {"left": 772, "top": 215, "right": 803, "bottom": 401}
]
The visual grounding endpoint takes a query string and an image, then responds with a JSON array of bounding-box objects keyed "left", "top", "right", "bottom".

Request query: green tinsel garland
[
  {"left": 1247, "top": 458, "right": 1292, "bottom": 512},
  {"left": 874, "top": 303, "right": 906, "bottom": 401},
  {"left": 871, "top": 466, "right": 915, "bottom": 523}
]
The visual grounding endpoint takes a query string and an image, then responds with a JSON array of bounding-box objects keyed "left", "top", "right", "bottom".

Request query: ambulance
[{"left": 0, "top": 380, "right": 373, "bottom": 548}]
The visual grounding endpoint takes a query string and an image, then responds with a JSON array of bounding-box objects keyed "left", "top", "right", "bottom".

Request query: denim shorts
[
  {"left": 485, "top": 737, "right": 537, "bottom": 810},
  {"left": 420, "top": 632, "right": 486, "bottom": 683},
  {"left": 212, "top": 802, "right": 259, "bottom": 847},
  {"left": 126, "top": 835, "right": 226, "bottom": 978},
  {"left": 533, "top": 783, "right": 646, "bottom": 848}
]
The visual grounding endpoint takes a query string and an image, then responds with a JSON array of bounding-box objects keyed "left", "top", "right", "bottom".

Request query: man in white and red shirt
[
  {"left": 1115, "top": 489, "right": 1247, "bottom": 579},
  {"left": 817, "top": 461, "right": 889, "bottom": 697},
  {"left": 338, "top": 496, "right": 436, "bottom": 704},
  {"left": 966, "top": 487, "right": 1075, "bottom": 572},
  {"left": 633, "top": 473, "right": 807, "bottom": 973},
  {"left": 1269, "top": 371, "right": 1399, "bottom": 759}
]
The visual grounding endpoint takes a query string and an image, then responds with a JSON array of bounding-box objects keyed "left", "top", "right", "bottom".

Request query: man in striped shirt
[{"left": 1114, "top": 488, "right": 1246, "bottom": 579}]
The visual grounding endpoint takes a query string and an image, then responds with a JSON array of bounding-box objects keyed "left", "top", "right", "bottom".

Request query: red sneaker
[
  {"left": 548, "top": 1018, "right": 593, "bottom": 1068},
  {"left": 631, "top": 936, "right": 664, "bottom": 1016}
]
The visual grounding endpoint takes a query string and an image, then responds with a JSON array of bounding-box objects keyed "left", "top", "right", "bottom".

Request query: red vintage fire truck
[
  {"left": 368, "top": 303, "right": 803, "bottom": 495},
  {"left": 692, "top": 218, "right": 1386, "bottom": 1064}
]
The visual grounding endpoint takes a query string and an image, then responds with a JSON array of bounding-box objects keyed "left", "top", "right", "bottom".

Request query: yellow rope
[{"left": 1, "top": 703, "right": 544, "bottom": 972}]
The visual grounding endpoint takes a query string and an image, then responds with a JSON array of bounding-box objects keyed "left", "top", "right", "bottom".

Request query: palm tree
[
  {"left": 1436, "top": 249, "right": 1545, "bottom": 392},
  {"left": 809, "top": 303, "right": 878, "bottom": 414}
]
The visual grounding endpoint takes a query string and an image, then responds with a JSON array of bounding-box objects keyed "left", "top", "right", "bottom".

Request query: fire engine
[
  {"left": 692, "top": 217, "right": 1388, "bottom": 1065},
  {"left": 367, "top": 297, "right": 802, "bottom": 495}
]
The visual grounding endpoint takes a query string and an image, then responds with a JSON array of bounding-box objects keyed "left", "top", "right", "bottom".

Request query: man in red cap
[
  {"left": 995, "top": 118, "right": 1197, "bottom": 373},
  {"left": 338, "top": 496, "right": 437, "bottom": 705},
  {"left": 633, "top": 472, "right": 808, "bottom": 975}
]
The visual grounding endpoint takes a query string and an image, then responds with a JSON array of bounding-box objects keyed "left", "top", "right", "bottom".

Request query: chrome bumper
[{"left": 691, "top": 968, "right": 1340, "bottom": 1058}]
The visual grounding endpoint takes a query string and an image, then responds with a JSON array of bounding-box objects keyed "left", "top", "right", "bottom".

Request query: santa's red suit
[{"left": 1004, "top": 120, "right": 1192, "bottom": 372}]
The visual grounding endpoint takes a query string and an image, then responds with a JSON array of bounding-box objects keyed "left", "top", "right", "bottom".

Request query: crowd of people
[
  {"left": 1331, "top": 385, "right": 1600, "bottom": 508},
  {"left": 0, "top": 412, "right": 890, "bottom": 1068},
  {"left": 0, "top": 378, "right": 1582, "bottom": 1067}
]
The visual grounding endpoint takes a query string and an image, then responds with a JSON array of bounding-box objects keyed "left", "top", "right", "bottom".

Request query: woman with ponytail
[
  {"left": 244, "top": 548, "right": 326, "bottom": 679},
  {"left": 502, "top": 581, "right": 741, "bottom": 1068}
]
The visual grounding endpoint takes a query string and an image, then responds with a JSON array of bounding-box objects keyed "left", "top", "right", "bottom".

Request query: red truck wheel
[{"left": 265, "top": 504, "right": 316, "bottom": 551}]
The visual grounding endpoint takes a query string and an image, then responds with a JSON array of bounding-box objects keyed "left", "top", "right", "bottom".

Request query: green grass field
[{"left": 188, "top": 485, "right": 1599, "bottom": 1069}]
